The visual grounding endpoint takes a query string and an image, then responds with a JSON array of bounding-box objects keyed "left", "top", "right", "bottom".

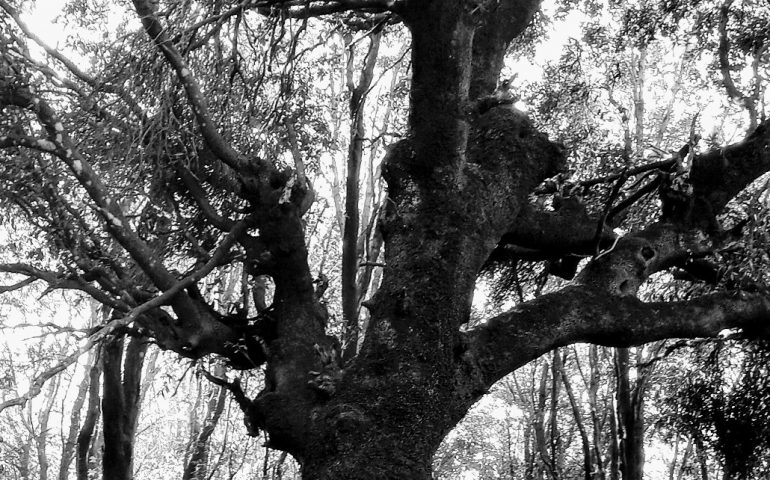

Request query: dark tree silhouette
[{"left": 1, "top": 0, "right": 769, "bottom": 478}]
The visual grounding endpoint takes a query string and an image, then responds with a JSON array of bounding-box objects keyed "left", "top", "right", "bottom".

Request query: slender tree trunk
[
  {"left": 183, "top": 364, "right": 228, "bottom": 480},
  {"left": 534, "top": 362, "right": 557, "bottom": 480},
  {"left": 558, "top": 350, "right": 592, "bottom": 480},
  {"left": 549, "top": 351, "right": 563, "bottom": 477},
  {"left": 37, "top": 375, "right": 59, "bottom": 480},
  {"left": 609, "top": 386, "right": 620, "bottom": 480},
  {"left": 694, "top": 437, "right": 709, "bottom": 480},
  {"left": 630, "top": 48, "right": 646, "bottom": 161},
  {"left": 586, "top": 346, "right": 606, "bottom": 480},
  {"left": 614, "top": 348, "right": 644, "bottom": 480},
  {"left": 59, "top": 349, "right": 96, "bottom": 480},
  {"left": 101, "top": 336, "right": 148, "bottom": 480},
  {"left": 353, "top": 50, "right": 403, "bottom": 316},
  {"left": 274, "top": 451, "right": 288, "bottom": 480},
  {"left": 668, "top": 432, "right": 681, "bottom": 480},
  {"left": 17, "top": 440, "right": 32, "bottom": 480},
  {"left": 341, "top": 30, "right": 381, "bottom": 359},
  {"left": 76, "top": 347, "right": 102, "bottom": 480},
  {"left": 676, "top": 438, "right": 693, "bottom": 480}
]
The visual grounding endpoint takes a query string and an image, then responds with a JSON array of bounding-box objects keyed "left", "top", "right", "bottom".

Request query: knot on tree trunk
[{"left": 308, "top": 340, "right": 343, "bottom": 396}]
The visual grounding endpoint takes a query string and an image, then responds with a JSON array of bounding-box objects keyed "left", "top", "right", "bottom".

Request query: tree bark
[
  {"left": 76, "top": 347, "right": 102, "bottom": 480},
  {"left": 183, "top": 365, "right": 228, "bottom": 480},
  {"left": 341, "top": 30, "right": 381, "bottom": 359},
  {"left": 34, "top": 377, "right": 58, "bottom": 480},
  {"left": 557, "top": 351, "right": 592, "bottom": 480},
  {"left": 101, "top": 336, "right": 147, "bottom": 480},
  {"left": 17, "top": 441, "right": 32, "bottom": 480},
  {"left": 614, "top": 348, "right": 644, "bottom": 480},
  {"left": 59, "top": 349, "right": 96, "bottom": 480},
  {"left": 549, "top": 351, "right": 563, "bottom": 477},
  {"left": 694, "top": 437, "right": 710, "bottom": 480},
  {"left": 587, "top": 346, "right": 606, "bottom": 480},
  {"left": 6, "top": 1, "right": 770, "bottom": 478}
]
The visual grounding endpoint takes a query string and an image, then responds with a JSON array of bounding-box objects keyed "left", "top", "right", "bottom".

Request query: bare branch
[
  {"left": 536, "top": 158, "right": 677, "bottom": 195},
  {"left": 183, "top": 0, "right": 250, "bottom": 52},
  {"left": 284, "top": 118, "right": 314, "bottom": 214},
  {"left": 200, "top": 369, "right": 259, "bottom": 436},
  {"left": 0, "top": 277, "right": 36, "bottom": 293},
  {"left": 0, "top": 324, "right": 110, "bottom": 414},
  {"left": 256, "top": 0, "right": 399, "bottom": 18},
  {"left": 177, "top": 165, "right": 236, "bottom": 231},
  {"left": 593, "top": 168, "right": 628, "bottom": 257}
]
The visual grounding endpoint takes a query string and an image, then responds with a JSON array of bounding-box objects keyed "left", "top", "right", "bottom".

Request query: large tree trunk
[
  {"left": 95, "top": 2, "right": 770, "bottom": 479},
  {"left": 301, "top": 441, "right": 434, "bottom": 479}
]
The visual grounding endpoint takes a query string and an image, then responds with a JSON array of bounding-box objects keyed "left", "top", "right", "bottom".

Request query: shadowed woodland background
[{"left": 1, "top": 0, "right": 770, "bottom": 478}]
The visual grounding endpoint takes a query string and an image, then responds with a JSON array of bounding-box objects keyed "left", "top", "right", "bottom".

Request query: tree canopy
[{"left": 1, "top": 0, "right": 769, "bottom": 478}]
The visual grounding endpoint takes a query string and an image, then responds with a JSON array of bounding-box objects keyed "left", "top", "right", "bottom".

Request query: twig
[
  {"left": 593, "top": 169, "right": 628, "bottom": 257},
  {"left": 607, "top": 176, "right": 662, "bottom": 223},
  {"left": 0, "top": 277, "right": 36, "bottom": 293}
]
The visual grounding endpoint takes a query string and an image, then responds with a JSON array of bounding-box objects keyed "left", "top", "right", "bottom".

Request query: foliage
[
  {"left": 661, "top": 341, "right": 770, "bottom": 479},
  {"left": 1, "top": 0, "right": 770, "bottom": 478}
]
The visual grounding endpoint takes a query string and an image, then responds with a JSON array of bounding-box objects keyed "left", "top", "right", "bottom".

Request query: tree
[
  {"left": 1, "top": 0, "right": 770, "bottom": 478},
  {"left": 660, "top": 341, "right": 770, "bottom": 480}
]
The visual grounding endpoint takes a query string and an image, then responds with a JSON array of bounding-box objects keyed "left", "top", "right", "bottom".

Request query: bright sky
[
  {"left": 21, "top": 0, "right": 68, "bottom": 49},
  {"left": 20, "top": 0, "right": 134, "bottom": 70}
]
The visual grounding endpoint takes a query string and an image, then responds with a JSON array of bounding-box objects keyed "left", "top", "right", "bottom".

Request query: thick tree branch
[
  {"left": 463, "top": 120, "right": 770, "bottom": 400},
  {"left": 498, "top": 203, "right": 616, "bottom": 258},
  {"left": 255, "top": 0, "right": 399, "bottom": 17},
  {"left": 469, "top": 0, "right": 541, "bottom": 99},
  {"left": 177, "top": 165, "right": 236, "bottom": 231},
  {"left": 202, "top": 369, "right": 265, "bottom": 437},
  {"left": 462, "top": 286, "right": 770, "bottom": 392},
  {"left": 133, "top": 0, "right": 315, "bottom": 217},
  {"left": 690, "top": 119, "right": 770, "bottom": 214},
  {"left": 534, "top": 119, "right": 770, "bottom": 225},
  {"left": 0, "top": 277, "right": 36, "bottom": 293},
  {"left": 284, "top": 119, "right": 314, "bottom": 214},
  {"left": 535, "top": 158, "right": 677, "bottom": 194}
]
